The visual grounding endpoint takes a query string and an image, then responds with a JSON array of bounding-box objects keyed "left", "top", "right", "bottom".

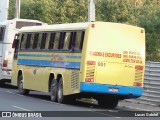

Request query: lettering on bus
[
  {"left": 89, "top": 51, "right": 121, "bottom": 58},
  {"left": 51, "top": 54, "right": 64, "bottom": 62},
  {"left": 123, "top": 51, "right": 143, "bottom": 64}
]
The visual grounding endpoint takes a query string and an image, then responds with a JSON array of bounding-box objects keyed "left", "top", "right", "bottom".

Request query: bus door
[
  {"left": 0, "top": 43, "right": 2, "bottom": 77},
  {"left": 0, "top": 26, "right": 5, "bottom": 79},
  {"left": 12, "top": 34, "right": 20, "bottom": 85},
  {"left": 0, "top": 43, "right": 2, "bottom": 66}
]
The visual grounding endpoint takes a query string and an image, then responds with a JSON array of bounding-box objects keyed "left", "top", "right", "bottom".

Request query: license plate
[{"left": 109, "top": 88, "right": 119, "bottom": 92}]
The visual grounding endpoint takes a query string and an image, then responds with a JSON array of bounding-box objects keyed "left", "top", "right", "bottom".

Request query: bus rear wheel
[
  {"left": 97, "top": 97, "right": 118, "bottom": 108},
  {"left": 50, "top": 79, "right": 58, "bottom": 102},
  {"left": 57, "top": 78, "right": 76, "bottom": 104},
  {"left": 57, "top": 78, "right": 66, "bottom": 103},
  {"left": 18, "top": 75, "right": 30, "bottom": 95}
]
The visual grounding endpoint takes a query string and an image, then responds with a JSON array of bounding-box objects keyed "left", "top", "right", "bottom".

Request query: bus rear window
[{"left": 16, "top": 21, "right": 42, "bottom": 29}]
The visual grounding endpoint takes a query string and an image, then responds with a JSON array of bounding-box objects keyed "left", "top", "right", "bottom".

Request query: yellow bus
[{"left": 12, "top": 22, "right": 145, "bottom": 108}]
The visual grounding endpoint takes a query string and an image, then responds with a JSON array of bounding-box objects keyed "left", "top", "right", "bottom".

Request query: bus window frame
[
  {"left": 20, "top": 33, "right": 28, "bottom": 50},
  {"left": 48, "top": 32, "right": 55, "bottom": 50},
  {"left": 26, "top": 34, "right": 31, "bottom": 49},
  {"left": 13, "top": 34, "right": 21, "bottom": 60},
  {"left": 41, "top": 33, "right": 47, "bottom": 49},
  {"left": 36, "top": 33, "right": 43, "bottom": 50},
  {"left": 19, "top": 29, "right": 85, "bottom": 53},
  {"left": 28, "top": 33, "right": 35, "bottom": 50},
  {"left": 61, "top": 32, "right": 73, "bottom": 51},
  {"left": 53, "top": 32, "right": 61, "bottom": 51},
  {"left": 69, "top": 30, "right": 85, "bottom": 51}
]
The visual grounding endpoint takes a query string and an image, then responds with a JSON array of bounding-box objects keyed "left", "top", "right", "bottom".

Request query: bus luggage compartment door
[{"left": 95, "top": 62, "right": 135, "bottom": 87}]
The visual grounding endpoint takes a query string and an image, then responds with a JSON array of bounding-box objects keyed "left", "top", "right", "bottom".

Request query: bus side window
[
  {"left": 33, "top": 33, "right": 39, "bottom": 49},
  {"left": 54, "top": 32, "right": 60, "bottom": 50},
  {"left": 41, "top": 33, "right": 47, "bottom": 49},
  {"left": 73, "top": 31, "right": 84, "bottom": 51},
  {"left": 49, "top": 33, "right": 55, "bottom": 49},
  {"left": 37, "top": 33, "right": 42, "bottom": 49},
  {"left": 59, "top": 32, "right": 66, "bottom": 50},
  {"left": 63, "top": 32, "right": 72, "bottom": 50},
  {"left": 29, "top": 33, "right": 35, "bottom": 49},
  {"left": 80, "top": 31, "right": 85, "bottom": 50},
  {"left": 20, "top": 34, "right": 28, "bottom": 49},
  {"left": 26, "top": 34, "right": 31, "bottom": 49},
  {"left": 45, "top": 32, "right": 51, "bottom": 49}
]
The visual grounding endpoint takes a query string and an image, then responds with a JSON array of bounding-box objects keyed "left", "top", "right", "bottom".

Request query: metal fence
[{"left": 128, "top": 61, "right": 160, "bottom": 106}]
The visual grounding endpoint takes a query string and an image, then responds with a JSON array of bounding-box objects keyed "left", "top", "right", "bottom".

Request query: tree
[{"left": 8, "top": 0, "right": 160, "bottom": 61}]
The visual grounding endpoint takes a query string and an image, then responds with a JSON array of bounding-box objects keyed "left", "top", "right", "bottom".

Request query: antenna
[
  {"left": 15, "top": 0, "right": 20, "bottom": 18},
  {"left": 88, "top": 0, "right": 95, "bottom": 22}
]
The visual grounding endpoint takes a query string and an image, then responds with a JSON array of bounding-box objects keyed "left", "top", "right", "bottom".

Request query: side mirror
[
  {"left": 12, "top": 34, "right": 19, "bottom": 48},
  {"left": 12, "top": 39, "right": 18, "bottom": 48}
]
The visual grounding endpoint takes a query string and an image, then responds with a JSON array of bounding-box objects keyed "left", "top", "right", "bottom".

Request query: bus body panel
[
  {"left": 81, "top": 22, "right": 145, "bottom": 98},
  {"left": 0, "top": 20, "right": 17, "bottom": 80},
  {"left": 12, "top": 22, "right": 145, "bottom": 101},
  {"left": 0, "top": 19, "right": 44, "bottom": 82},
  {"left": 13, "top": 51, "right": 82, "bottom": 95}
]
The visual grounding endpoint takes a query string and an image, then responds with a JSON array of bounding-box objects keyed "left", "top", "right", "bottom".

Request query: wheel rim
[
  {"left": 58, "top": 82, "right": 63, "bottom": 100},
  {"left": 51, "top": 82, "right": 56, "bottom": 99},
  {"left": 19, "top": 80, "right": 23, "bottom": 93}
]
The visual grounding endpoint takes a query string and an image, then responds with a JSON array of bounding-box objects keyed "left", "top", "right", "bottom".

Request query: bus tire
[
  {"left": 18, "top": 75, "right": 29, "bottom": 95},
  {"left": 98, "top": 97, "right": 118, "bottom": 108},
  {"left": 57, "top": 78, "right": 67, "bottom": 103},
  {"left": 0, "top": 80, "right": 5, "bottom": 86},
  {"left": 50, "top": 79, "right": 58, "bottom": 102}
]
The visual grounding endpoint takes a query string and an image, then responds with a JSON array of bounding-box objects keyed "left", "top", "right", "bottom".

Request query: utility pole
[
  {"left": 88, "top": 0, "right": 95, "bottom": 22},
  {"left": 0, "top": 0, "right": 9, "bottom": 22},
  {"left": 15, "top": 0, "right": 20, "bottom": 18}
]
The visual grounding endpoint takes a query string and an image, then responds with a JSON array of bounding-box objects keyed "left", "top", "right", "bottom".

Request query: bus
[
  {"left": 12, "top": 22, "right": 145, "bottom": 108},
  {"left": 0, "top": 18, "right": 44, "bottom": 84}
]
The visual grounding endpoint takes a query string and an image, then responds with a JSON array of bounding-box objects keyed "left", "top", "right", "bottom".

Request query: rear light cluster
[
  {"left": 3, "top": 60, "right": 8, "bottom": 67},
  {"left": 134, "top": 82, "right": 142, "bottom": 87},
  {"left": 85, "top": 61, "right": 96, "bottom": 83},
  {"left": 87, "top": 61, "right": 96, "bottom": 65},
  {"left": 141, "top": 29, "right": 144, "bottom": 33},
  {"left": 91, "top": 24, "right": 95, "bottom": 28},
  {"left": 134, "top": 65, "right": 143, "bottom": 87},
  {"left": 85, "top": 78, "right": 94, "bottom": 82},
  {"left": 135, "top": 65, "right": 143, "bottom": 70}
]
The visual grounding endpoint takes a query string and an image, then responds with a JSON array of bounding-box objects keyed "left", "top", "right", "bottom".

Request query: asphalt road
[{"left": 0, "top": 84, "right": 159, "bottom": 120}]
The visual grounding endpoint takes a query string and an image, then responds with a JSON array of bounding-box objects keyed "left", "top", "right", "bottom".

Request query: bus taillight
[
  {"left": 91, "top": 24, "right": 95, "bottom": 28},
  {"left": 134, "top": 82, "right": 142, "bottom": 87},
  {"left": 87, "top": 61, "right": 96, "bottom": 65},
  {"left": 85, "top": 78, "right": 94, "bottom": 82},
  {"left": 135, "top": 65, "right": 143, "bottom": 70},
  {"left": 141, "top": 29, "right": 144, "bottom": 33},
  {"left": 3, "top": 60, "right": 8, "bottom": 67}
]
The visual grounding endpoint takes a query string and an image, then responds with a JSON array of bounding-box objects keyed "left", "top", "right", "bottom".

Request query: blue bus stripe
[
  {"left": 18, "top": 59, "right": 80, "bottom": 69},
  {"left": 80, "top": 83, "right": 143, "bottom": 97}
]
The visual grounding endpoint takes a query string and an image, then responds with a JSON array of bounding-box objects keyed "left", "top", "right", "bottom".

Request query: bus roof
[
  {"left": 19, "top": 22, "right": 90, "bottom": 33},
  {"left": 0, "top": 18, "right": 44, "bottom": 26},
  {"left": 19, "top": 22, "right": 144, "bottom": 33}
]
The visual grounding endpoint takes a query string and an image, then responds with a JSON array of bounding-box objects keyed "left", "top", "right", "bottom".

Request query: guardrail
[{"left": 127, "top": 61, "right": 160, "bottom": 106}]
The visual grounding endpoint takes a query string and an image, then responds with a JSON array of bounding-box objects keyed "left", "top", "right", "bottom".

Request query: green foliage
[
  {"left": 9, "top": 0, "right": 87, "bottom": 24},
  {"left": 8, "top": 0, "right": 15, "bottom": 19},
  {"left": 8, "top": 0, "right": 160, "bottom": 61}
]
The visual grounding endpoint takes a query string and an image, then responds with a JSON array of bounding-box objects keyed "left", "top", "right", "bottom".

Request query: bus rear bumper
[{"left": 80, "top": 83, "right": 143, "bottom": 98}]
